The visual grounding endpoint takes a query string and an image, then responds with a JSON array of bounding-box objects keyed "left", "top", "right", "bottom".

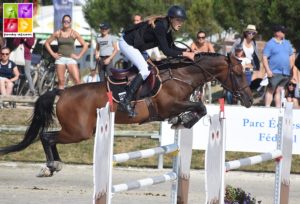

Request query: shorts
[
  {"left": 55, "top": 56, "right": 77, "bottom": 65},
  {"left": 267, "top": 74, "right": 290, "bottom": 91}
]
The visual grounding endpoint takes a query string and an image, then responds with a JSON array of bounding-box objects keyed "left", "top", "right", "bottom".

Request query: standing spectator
[
  {"left": 0, "top": 31, "right": 6, "bottom": 48},
  {"left": 82, "top": 68, "right": 100, "bottom": 83},
  {"left": 0, "top": 47, "right": 20, "bottom": 96},
  {"left": 95, "top": 22, "right": 118, "bottom": 81},
  {"left": 190, "top": 31, "right": 215, "bottom": 53},
  {"left": 263, "top": 25, "right": 293, "bottom": 107},
  {"left": 231, "top": 24, "right": 260, "bottom": 84},
  {"left": 45, "top": 14, "right": 88, "bottom": 90},
  {"left": 13, "top": 36, "right": 36, "bottom": 95}
]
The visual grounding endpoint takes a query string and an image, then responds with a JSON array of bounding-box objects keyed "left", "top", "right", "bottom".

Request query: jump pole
[{"left": 205, "top": 101, "right": 293, "bottom": 204}]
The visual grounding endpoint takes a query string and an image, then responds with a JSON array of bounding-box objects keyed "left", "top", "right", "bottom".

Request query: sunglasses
[
  {"left": 288, "top": 83, "right": 296, "bottom": 87},
  {"left": 197, "top": 36, "right": 205, "bottom": 39},
  {"left": 1, "top": 53, "right": 9, "bottom": 55},
  {"left": 63, "top": 20, "right": 71, "bottom": 24},
  {"left": 246, "top": 31, "right": 257, "bottom": 36}
]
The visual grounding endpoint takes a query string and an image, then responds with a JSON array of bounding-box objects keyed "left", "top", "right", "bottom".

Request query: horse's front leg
[{"left": 169, "top": 100, "right": 207, "bottom": 129}]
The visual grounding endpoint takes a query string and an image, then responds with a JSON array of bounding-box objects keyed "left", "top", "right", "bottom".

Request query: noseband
[{"left": 222, "top": 62, "right": 250, "bottom": 98}]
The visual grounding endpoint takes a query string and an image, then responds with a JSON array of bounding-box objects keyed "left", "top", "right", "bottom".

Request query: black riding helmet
[{"left": 167, "top": 5, "right": 187, "bottom": 20}]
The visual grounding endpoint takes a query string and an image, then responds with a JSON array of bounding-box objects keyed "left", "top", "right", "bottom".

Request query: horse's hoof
[
  {"left": 36, "top": 166, "right": 53, "bottom": 177},
  {"left": 168, "top": 117, "right": 179, "bottom": 124},
  {"left": 171, "top": 123, "right": 185, "bottom": 129}
]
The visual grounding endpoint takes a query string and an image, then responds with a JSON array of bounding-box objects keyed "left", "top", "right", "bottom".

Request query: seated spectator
[
  {"left": 0, "top": 47, "right": 20, "bottom": 95},
  {"left": 285, "top": 80, "right": 299, "bottom": 108},
  {"left": 82, "top": 68, "right": 100, "bottom": 83},
  {"left": 190, "top": 31, "right": 215, "bottom": 53}
]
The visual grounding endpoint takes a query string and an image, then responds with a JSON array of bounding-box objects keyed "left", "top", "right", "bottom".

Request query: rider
[{"left": 119, "top": 5, "right": 195, "bottom": 117}]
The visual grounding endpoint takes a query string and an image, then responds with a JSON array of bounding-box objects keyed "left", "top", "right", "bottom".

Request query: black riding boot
[{"left": 119, "top": 74, "right": 144, "bottom": 117}]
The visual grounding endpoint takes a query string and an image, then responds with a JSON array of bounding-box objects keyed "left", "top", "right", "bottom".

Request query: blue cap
[{"left": 99, "top": 22, "right": 110, "bottom": 29}]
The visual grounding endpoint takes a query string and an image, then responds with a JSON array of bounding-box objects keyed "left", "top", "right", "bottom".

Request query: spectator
[
  {"left": 291, "top": 48, "right": 300, "bottom": 83},
  {"left": 82, "top": 68, "right": 100, "bottom": 83},
  {"left": 0, "top": 31, "right": 6, "bottom": 48},
  {"left": 13, "top": 36, "right": 36, "bottom": 95},
  {"left": 95, "top": 22, "right": 118, "bottom": 81},
  {"left": 132, "top": 14, "right": 143, "bottom": 24},
  {"left": 285, "top": 80, "right": 299, "bottom": 108},
  {"left": 190, "top": 31, "right": 215, "bottom": 53},
  {"left": 231, "top": 24, "right": 260, "bottom": 84},
  {"left": 45, "top": 14, "right": 88, "bottom": 90},
  {"left": 263, "top": 25, "right": 293, "bottom": 107},
  {"left": 235, "top": 44, "right": 253, "bottom": 84},
  {"left": 0, "top": 47, "right": 20, "bottom": 96},
  {"left": 225, "top": 45, "right": 253, "bottom": 104},
  {"left": 190, "top": 30, "right": 215, "bottom": 103}
]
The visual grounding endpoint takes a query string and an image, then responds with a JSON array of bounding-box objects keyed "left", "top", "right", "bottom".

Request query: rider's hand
[
  {"left": 52, "top": 53, "right": 61, "bottom": 60},
  {"left": 95, "top": 55, "right": 100, "bottom": 61},
  {"left": 183, "top": 51, "right": 195, "bottom": 61},
  {"left": 103, "top": 58, "right": 111, "bottom": 65}
]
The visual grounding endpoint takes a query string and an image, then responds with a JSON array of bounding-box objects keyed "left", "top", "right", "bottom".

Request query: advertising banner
[{"left": 161, "top": 105, "right": 300, "bottom": 154}]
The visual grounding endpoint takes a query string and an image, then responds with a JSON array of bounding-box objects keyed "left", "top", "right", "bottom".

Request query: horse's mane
[{"left": 195, "top": 52, "right": 224, "bottom": 58}]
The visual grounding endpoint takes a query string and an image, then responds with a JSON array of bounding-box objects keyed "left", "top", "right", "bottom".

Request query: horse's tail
[{"left": 0, "top": 89, "right": 59, "bottom": 155}]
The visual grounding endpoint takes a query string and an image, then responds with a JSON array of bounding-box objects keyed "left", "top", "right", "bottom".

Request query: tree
[
  {"left": 264, "top": 0, "right": 300, "bottom": 48},
  {"left": 83, "top": 0, "right": 169, "bottom": 34},
  {"left": 186, "top": 0, "right": 221, "bottom": 39}
]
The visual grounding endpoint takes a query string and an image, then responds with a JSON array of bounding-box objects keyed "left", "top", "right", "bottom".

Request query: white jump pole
[
  {"left": 93, "top": 100, "right": 193, "bottom": 204},
  {"left": 205, "top": 101, "right": 293, "bottom": 204}
]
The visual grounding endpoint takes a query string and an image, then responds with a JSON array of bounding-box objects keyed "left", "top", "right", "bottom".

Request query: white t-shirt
[
  {"left": 243, "top": 43, "right": 254, "bottom": 61},
  {"left": 96, "top": 34, "right": 117, "bottom": 57}
]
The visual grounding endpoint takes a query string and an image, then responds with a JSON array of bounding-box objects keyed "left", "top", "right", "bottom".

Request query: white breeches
[{"left": 119, "top": 36, "right": 150, "bottom": 80}]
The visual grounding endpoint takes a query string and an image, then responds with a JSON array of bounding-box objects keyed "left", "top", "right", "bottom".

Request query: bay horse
[{"left": 0, "top": 53, "right": 253, "bottom": 176}]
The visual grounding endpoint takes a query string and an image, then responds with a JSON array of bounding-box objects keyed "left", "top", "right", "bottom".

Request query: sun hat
[{"left": 244, "top": 24, "right": 257, "bottom": 32}]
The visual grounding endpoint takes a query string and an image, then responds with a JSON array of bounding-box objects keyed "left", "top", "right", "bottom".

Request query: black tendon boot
[{"left": 119, "top": 74, "right": 144, "bottom": 117}]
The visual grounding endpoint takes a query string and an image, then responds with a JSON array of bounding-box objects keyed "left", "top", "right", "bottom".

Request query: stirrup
[{"left": 119, "top": 101, "right": 137, "bottom": 117}]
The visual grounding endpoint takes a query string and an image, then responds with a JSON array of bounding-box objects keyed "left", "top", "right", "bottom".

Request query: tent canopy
[{"left": 34, "top": 5, "right": 92, "bottom": 40}]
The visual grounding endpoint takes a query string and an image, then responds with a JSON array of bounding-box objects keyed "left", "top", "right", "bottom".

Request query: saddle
[{"left": 107, "top": 61, "right": 161, "bottom": 103}]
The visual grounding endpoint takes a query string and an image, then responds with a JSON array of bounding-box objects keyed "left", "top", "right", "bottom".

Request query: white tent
[{"left": 34, "top": 5, "right": 92, "bottom": 40}]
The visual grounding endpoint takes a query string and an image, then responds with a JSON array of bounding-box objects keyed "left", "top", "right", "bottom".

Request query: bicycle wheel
[{"left": 38, "top": 69, "right": 56, "bottom": 95}]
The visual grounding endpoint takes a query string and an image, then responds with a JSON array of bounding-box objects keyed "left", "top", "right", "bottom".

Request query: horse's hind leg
[{"left": 37, "top": 131, "right": 63, "bottom": 177}]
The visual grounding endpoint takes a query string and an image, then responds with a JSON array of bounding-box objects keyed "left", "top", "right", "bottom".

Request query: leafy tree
[
  {"left": 264, "top": 0, "right": 300, "bottom": 48},
  {"left": 83, "top": 0, "right": 170, "bottom": 34},
  {"left": 187, "top": 0, "right": 221, "bottom": 39}
]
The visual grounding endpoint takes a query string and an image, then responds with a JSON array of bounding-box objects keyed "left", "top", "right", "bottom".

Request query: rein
[{"left": 188, "top": 55, "right": 249, "bottom": 97}]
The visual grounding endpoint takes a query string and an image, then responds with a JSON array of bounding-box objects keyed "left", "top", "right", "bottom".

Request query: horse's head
[{"left": 219, "top": 54, "right": 253, "bottom": 107}]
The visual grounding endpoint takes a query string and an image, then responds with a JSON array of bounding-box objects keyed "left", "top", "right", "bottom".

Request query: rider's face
[{"left": 170, "top": 18, "right": 184, "bottom": 31}]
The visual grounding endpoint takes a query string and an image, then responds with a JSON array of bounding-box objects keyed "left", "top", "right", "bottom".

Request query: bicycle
[
  {"left": 14, "top": 62, "right": 43, "bottom": 96},
  {"left": 38, "top": 59, "right": 71, "bottom": 95}
]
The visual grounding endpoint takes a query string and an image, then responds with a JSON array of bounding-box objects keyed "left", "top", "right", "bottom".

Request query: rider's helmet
[{"left": 167, "top": 5, "right": 187, "bottom": 20}]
